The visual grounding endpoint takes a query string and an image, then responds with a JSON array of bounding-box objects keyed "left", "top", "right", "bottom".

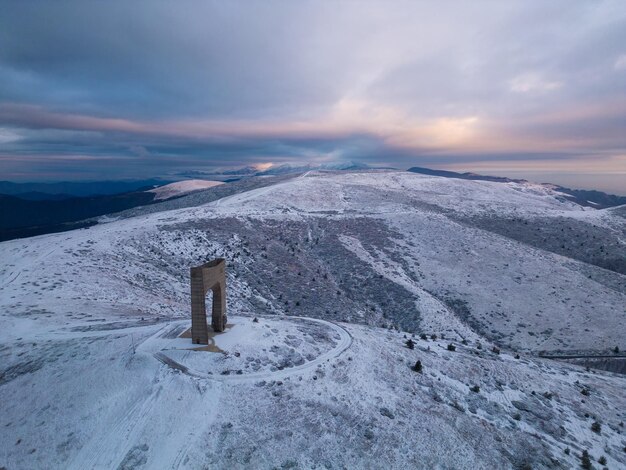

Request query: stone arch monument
[{"left": 190, "top": 258, "right": 227, "bottom": 344}]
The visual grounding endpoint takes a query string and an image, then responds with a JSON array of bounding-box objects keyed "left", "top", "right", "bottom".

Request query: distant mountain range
[
  {"left": 407, "top": 166, "right": 626, "bottom": 209},
  {"left": 0, "top": 180, "right": 215, "bottom": 241},
  {"left": 2, "top": 165, "right": 624, "bottom": 242},
  {"left": 0, "top": 164, "right": 380, "bottom": 241},
  {"left": 0, "top": 191, "right": 155, "bottom": 241},
  {"left": 0, "top": 179, "right": 171, "bottom": 198},
  {"left": 177, "top": 161, "right": 379, "bottom": 179}
]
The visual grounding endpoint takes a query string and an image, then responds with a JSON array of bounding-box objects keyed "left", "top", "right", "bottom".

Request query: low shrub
[
  {"left": 591, "top": 421, "right": 601, "bottom": 434},
  {"left": 581, "top": 450, "right": 592, "bottom": 470}
]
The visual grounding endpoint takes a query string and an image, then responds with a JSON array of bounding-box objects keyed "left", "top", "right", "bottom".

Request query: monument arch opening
[{"left": 190, "top": 258, "right": 227, "bottom": 344}]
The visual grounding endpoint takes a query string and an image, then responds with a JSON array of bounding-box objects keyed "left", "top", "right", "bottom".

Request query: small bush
[
  {"left": 591, "top": 421, "right": 601, "bottom": 434},
  {"left": 581, "top": 450, "right": 592, "bottom": 470},
  {"left": 252, "top": 317, "right": 259, "bottom": 323},
  {"left": 431, "top": 334, "right": 437, "bottom": 340},
  {"left": 614, "top": 346, "right": 620, "bottom": 354},
  {"left": 420, "top": 333, "right": 428, "bottom": 341},
  {"left": 412, "top": 360, "right": 423, "bottom": 373},
  {"left": 470, "top": 385, "right": 480, "bottom": 393},
  {"left": 598, "top": 456, "right": 607, "bottom": 465},
  {"left": 447, "top": 344, "right": 456, "bottom": 352},
  {"left": 406, "top": 339, "right": 415, "bottom": 350}
]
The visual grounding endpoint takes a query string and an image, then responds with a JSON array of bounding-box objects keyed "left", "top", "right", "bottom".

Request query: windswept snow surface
[
  {"left": 148, "top": 180, "right": 224, "bottom": 200},
  {"left": 1, "top": 170, "right": 625, "bottom": 469}
]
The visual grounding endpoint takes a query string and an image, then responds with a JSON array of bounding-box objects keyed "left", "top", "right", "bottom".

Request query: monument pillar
[{"left": 190, "top": 258, "right": 227, "bottom": 344}]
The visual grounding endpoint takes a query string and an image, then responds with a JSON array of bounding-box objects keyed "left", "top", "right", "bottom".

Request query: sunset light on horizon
[{"left": 1, "top": 1, "right": 624, "bottom": 193}]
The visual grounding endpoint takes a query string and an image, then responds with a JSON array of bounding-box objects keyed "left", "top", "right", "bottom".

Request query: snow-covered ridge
[
  {"left": 148, "top": 179, "right": 224, "bottom": 200},
  {"left": 208, "top": 170, "right": 592, "bottom": 218},
  {"left": 0, "top": 170, "right": 624, "bottom": 469}
]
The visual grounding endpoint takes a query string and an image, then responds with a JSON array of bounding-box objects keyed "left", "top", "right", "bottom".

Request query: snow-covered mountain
[
  {"left": 408, "top": 166, "right": 626, "bottom": 209},
  {"left": 259, "top": 161, "right": 372, "bottom": 174},
  {"left": 0, "top": 170, "right": 624, "bottom": 469},
  {"left": 177, "top": 161, "right": 379, "bottom": 179},
  {"left": 147, "top": 180, "right": 224, "bottom": 201}
]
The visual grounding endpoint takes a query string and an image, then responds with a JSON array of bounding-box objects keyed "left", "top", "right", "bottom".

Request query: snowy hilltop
[
  {"left": 0, "top": 170, "right": 625, "bottom": 469},
  {"left": 147, "top": 180, "right": 224, "bottom": 201}
]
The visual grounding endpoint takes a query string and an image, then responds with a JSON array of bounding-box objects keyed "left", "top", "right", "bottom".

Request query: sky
[{"left": 0, "top": 1, "right": 625, "bottom": 194}]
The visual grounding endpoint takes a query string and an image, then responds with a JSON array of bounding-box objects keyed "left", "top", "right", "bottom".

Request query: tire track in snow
[
  {"left": 168, "top": 381, "right": 223, "bottom": 470},
  {"left": 152, "top": 316, "right": 352, "bottom": 384},
  {"left": 5, "top": 270, "right": 20, "bottom": 286},
  {"left": 67, "top": 316, "right": 349, "bottom": 469},
  {"left": 67, "top": 378, "right": 166, "bottom": 470}
]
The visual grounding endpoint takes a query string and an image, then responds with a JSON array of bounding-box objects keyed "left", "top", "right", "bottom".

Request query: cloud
[
  {"left": 0, "top": 127, "right": 21, "bottom": 144},
  {"left": 615, "top": 54, "right": 626, "bottom": 70},
  {"left": 0, "top": 0, "right": 624, "bottom": 191},
  {"left": 509, "top": 73, "right": 563, "bottom": 93},
  {"left": 129, "top": 145, "right": 150, "bottom": 158}
]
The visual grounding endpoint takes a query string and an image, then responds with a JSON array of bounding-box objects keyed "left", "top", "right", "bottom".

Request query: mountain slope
[
  {"left": 0, "top": 170, "right": 624, "bottom": 469},
  {"left": 147, "top": 180, "right": 224, "bottom": 201},
  {"left": 407, "top": 166, "right": 626, "bottom": 208}
]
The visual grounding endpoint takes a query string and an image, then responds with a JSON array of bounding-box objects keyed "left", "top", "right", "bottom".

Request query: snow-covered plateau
[
  {"left": 148, "top": 180, "right": 225, "bottom": 201},
  {"left": 0, "top": 170, "right": 625, "bottom": 469}
]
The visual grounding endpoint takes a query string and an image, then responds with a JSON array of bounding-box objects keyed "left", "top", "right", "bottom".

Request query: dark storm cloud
[
  {"left": 0, "top": 0, "right": 624, "bottom": 189},
  {"left": 0, "top": 1, "right": 349, "bottom": 119}
]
